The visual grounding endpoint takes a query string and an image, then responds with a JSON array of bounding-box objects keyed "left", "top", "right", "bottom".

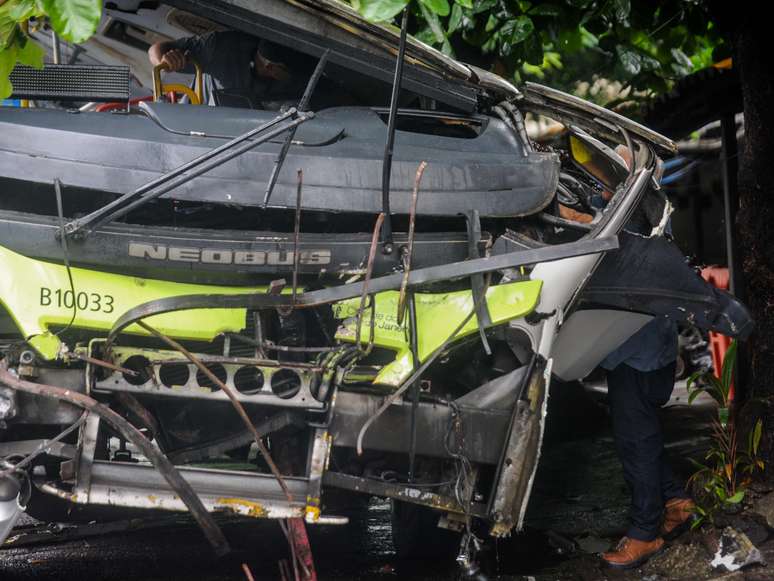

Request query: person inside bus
[{"left": 148, "top": 30, "right": 312, "bottom": 109}]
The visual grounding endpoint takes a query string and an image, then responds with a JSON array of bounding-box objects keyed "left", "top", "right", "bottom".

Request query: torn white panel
[{"left": 551, "top": 310, "right": 652, "bottom": 381}]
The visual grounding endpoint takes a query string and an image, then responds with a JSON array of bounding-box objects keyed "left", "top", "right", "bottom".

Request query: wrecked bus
[{"left": 0, "top": 0, "right": 752, "bottom": 568}]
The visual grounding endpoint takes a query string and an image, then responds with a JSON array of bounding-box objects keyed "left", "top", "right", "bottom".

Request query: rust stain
[{"left": 215, "top": 497, "right": 268, "bottom": 518}]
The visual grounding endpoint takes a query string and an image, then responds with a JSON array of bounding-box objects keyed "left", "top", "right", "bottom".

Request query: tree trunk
[{"left": 735, "top": 22, "right": 774, "bottom": 419}]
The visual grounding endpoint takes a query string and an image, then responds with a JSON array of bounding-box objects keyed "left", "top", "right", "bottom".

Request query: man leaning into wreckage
[
  {"left": 149, "top": 29, "right": 314, "bottom": 109},
  {"left": 570, "top": 146, "right": 696, "bottom": 568}
]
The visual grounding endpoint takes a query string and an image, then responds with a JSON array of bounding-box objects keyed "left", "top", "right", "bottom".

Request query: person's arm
[
  {"left": 254, "top": 51, "right": 290, "bottom": 81},
  {"left": 148, "top": 40, "right": 188, "bottom": 71}
]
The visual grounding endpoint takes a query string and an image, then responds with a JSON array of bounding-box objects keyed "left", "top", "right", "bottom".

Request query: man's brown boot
[
  {"left": 661, "top": 497, "right": 695, "bottom": 540},
  {"left": 601, "top": 536, "right": 664, "bottom": 569}
]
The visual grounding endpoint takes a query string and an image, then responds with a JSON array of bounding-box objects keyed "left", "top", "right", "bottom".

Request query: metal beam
[
  {"left": 74, "top": 461, "right": 308, "bottom": 519},
  {"left": 108, "top": 236, "right": 619, "bottom": 342},
  {"left": 322, "top": 471, "right": 487, "bottom": 517},
  {"left": 330, "top": 391, "right": 511, "bottom": 464}
]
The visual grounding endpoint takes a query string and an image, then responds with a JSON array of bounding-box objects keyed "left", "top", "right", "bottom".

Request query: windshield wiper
[
  {"left": 263, "top": 50, "right": 330, "bottom": 208},
  {"left": 64, "top": 108, "right": 312, "bottom": 239}
]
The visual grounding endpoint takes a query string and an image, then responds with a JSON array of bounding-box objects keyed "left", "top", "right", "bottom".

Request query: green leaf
[
  {"left": 16, "top": 35, "right": 43, "bottom": 68},
  {"left": 670, "top": 47, "right": 694, "bottom": 76},
  {"left": 0, "top": 41, "right": 17, "bottom": 98},
  {"left": 566, "top": 0, "right": 593, "bottom": 7},
  {"left": 0, "top": 16, "right": 22, "bottom": 50},
  {"left": 417, "top": 1, "right": 446, "bottom": 44},
  {"left": 687, "top": 388, "right": 704, "bottom": 405},
  {"left": 529, "top": 5, "right": 561, "bottom": 16},
  {"left": 753, "top": 418, "right": 763, "bottom": 455},
  {"left": 40, "top": 0, "right": 101, "bottom": 43},
  {"left": 705, "top": 374, "right": 727, "bottom": 406},
  {"left": 687, "top": 368, "right": 712, "bottom": 390},
  {"left": 616, "top": 45, "right": 641, "bottom": 75},
  {"left": 472, "top": 0, "right": 497, "bottom": 14},
  {"left": 522, "top": 29, "right": 543, "bottom": 65},
  {"left": 501, "top": 14, "right": 534, "bottom": 44},
  {"left": 718, "top": 407, "right": 730, "bottom": 429},
  {"left": 358, "top": 0, "right": 408, "bottom": 21},
  {"left": 447, "top": 3, "right": 463, "bottom": 34},
  {"left": 612, "top": 0, "right": 630, "bottom": 23},
  {"left": 721, "top": 339, "right": 737, "bottom": 394},
  {"left": 419, "top": 0, "right": 449, "bottom": 17},
  {"left": 558, "top": 28, "right": 583, "bottom": 53},
  {"left": 727, "top": 490, "right": 745, "bottom": 504},
  {"left": 671, "top": 46, "right": 694, "bottom": 68},
  {"left": 413, "top": 26, "right": 437, "bottom": 45},
  {"left": 484, "top": 13, "right": 498, "bottom": 32},
  {"left": 453, "top": 0, "right": 472, "bottom": 9},
  {"left": 4, "top": 0, "right": 42, "bottom": 22},
  {"left": 638, "top": 52, "right": 661, "bottom": 72}
]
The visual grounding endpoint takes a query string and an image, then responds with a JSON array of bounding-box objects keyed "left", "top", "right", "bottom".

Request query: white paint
[{"left": 551, "top": 310, "right": 652, "bottom": 381}]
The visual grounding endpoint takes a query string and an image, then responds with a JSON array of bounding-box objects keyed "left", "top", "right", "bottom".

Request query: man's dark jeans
[{"left": 607, "top": 362, "right": 689, "bottom": 541}]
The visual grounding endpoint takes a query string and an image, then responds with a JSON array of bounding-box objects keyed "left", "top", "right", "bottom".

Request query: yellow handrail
[{"left": 152, "top": 61, "right": 203, "bottom": 105}]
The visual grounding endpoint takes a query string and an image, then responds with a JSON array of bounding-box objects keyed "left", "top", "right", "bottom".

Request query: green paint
[
  {"left": 0, "top": 244, "right": 276, "bottom": 359},
  {"left": 27, "top": 332, "right": 62, "bottom": 360},
  {"left": 333, "top": 280, "right": 542, "bottom": 385}
]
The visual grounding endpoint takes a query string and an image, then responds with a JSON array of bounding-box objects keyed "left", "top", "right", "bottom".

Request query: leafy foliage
[
  {"left": 349, "top": 0, "right": 725, "bottom": 101},
  {"left": 687, "top": 341, "right": 765, "bottom": 528},
  {"left": 0, "top": 0, "right": 102, "bottom": 99},
  {"left": 687, "top": 339, "right": 737, "bottom": 425},
  {"left": 40, "top": 0, "right": 102, "bottom": 44}
]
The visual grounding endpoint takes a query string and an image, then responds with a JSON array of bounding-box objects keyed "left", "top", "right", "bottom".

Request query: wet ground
[{"left": 0, "top": 381, "right": 751, "bottom": 580}]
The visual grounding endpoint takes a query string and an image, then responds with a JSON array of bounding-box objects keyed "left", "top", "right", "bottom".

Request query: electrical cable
[
  {"left": 54, "top": 179, "right": 77, "bottom": 337},
  {"left": 356, "top": 275, "right": 491, "bottom": 455},
  {"left": 0, "top": 411, "right": 88, "bottom": 477}
]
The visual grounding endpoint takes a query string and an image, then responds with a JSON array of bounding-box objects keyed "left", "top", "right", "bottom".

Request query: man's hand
[
  {"left": 160, "top": 49, "right": 187, "bottom": 72},
  {"left": 264, "top": 61, "right": 290, "bottom": 82},
  {"left": 149, "top": 42, "right": 187, "bottom": 71},
  {"left": 254, "top": 50, "right": 290, "bottom": 81}
]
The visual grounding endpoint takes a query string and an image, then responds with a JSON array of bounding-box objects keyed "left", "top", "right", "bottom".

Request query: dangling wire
[
  {"left": 54, "top": 179, "right": 77, "bottom": 337},
  {"left": 356, "top": 274, "right": 491, "bottom": 455},
  {"left": 0, "top": 411, "right": 88, "bottom": 478}
]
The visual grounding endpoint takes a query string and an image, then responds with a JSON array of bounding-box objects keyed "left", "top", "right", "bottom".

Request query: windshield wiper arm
[
  {"left": 263, "top": 50, "right": 329, "bottom": 208},
  {"left": 64, "top": 108, "right": 311, "bottom": 239}
]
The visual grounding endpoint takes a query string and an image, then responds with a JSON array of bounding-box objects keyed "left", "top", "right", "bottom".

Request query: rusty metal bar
[
  {"left": 72, "top": 351, "right": 138, "bottom": 377},
  {"left": 107, "top": 237, "right": 619, "bottom": 345},
  {"left": 397, "top": 161, "right": 426, "bottom": 325},
  {"left": 355, "top": 275, "right": 490, "bottom": 455},
  {"left": 225, "top": 333, "right": 340, "bottom": 354},
  {"left": 322, "top": 472, "right": 487, "bottom": 517},
  {"left": 292, "top": 169, "right": 303, "bottom": 306},
  {"left": 136, "top": 321, "right": 293, "bottom": 502},
  {"left": 0, "top": 361, "right": 230, "bottom": 556},
  {"left": 354, "top": 213, "right": 384, "bottom": 354}
]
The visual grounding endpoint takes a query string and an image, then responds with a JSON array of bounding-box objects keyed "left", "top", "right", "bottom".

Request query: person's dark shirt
[
  {"left": 600, "top": 201, "right": 678, "bottom": 372},
  {"left": 169, "top": 30, "right": 313, "bottom": 109}
]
